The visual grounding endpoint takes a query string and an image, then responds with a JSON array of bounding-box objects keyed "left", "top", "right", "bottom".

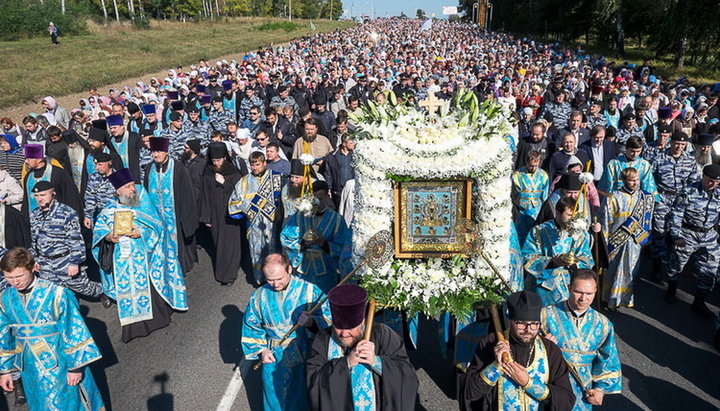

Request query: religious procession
[{"left": 0, "top": 16, "right": 719, "bottom": 411}]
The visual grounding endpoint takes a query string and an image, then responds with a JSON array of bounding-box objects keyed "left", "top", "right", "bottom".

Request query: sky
[{"left": 341, "top": 0, "right": 459, "bottom": 19}]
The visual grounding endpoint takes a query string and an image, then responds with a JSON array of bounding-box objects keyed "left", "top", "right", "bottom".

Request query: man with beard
[
  {"left": 199, "top": 143, "right": 244, "bottom": 285},
  {"left": 692, "top": 133, "right": 716, "bottom": 172},
  {"left": 281, "top": 159, "right": 309, "bottom": 225},
  {"left": 20, "top": 144, "right": 82, "bottom": 219},
  {"left": 106, "top": 114, "right": 142, "bottom": 183},
  {"left": 79, "top": 121, "right": 122, "bottom": 195},
  {"left": 307, "top": 284, "right": 418, "bottom": 410},
  {"left": 463, "top": 290, "right": 575, "bottom": 410},
  {"left": 541, "top": 269, "right": 622, "bottom": 409},
  {"left": 83, "top": 153, "right": 117, "bottom": 229},
  {"left": 292, "top": 118, "right": 333, "bottom": 175},
  {"left": 29, "top": 181, "right": 103, "bottom": 298},
  {"left": 228, "top": 151, "right": 284, "bottom": 284},
  {"left": 143, "top": 137, "right": 198, "bottom": 275},
  {"left": 281, "top": 181, "right": 352, "bottom": 294},
  {"left": 514, "top": 123, "right": 556, "bottom": 171},
  {"left": 93, "top": 168, "right": 188, "bottom": 342},
  {"left": 523, "top": 197, "right": 594, "bottom": 307},
  {"left": 243, "top": 253, "right": 331, "bottom": 411}
]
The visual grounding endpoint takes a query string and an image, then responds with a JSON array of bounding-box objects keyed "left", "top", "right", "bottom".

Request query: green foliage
[
  {"left": 256, "top": 21, "right": 299, "bottom": 32},
  {"left": 416, "top": 8, "right": 426, "bottom": 20},
  {"left": 0, "top": 0, "right": 89, "bottom": 41}
]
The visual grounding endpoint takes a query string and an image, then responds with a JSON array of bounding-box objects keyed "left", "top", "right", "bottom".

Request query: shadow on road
[
  {"left": 81, "top": 304, "right": 117, "bottom": 411},
  {"left": 219, "top": 305, "right": 245, "bottom": 365},
  {"left": 146, "top": 372, "right": 174, "bottom": 411},
  {"left": 409, "top": 315, "right": 456, "bottom": 400}
]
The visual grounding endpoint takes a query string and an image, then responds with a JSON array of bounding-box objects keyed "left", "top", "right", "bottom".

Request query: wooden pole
[
  {"left": 489, "top": 304, "right": 512, "bottom": 363},
  {"left": 363, "top": 300, "right": 377, "bottom": 340}
]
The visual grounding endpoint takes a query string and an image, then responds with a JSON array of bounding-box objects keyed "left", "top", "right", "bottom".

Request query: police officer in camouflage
[
  {"left": 182, "top": 105, "right": 212, "bottom": 147},
  {"left": 83, "top": 152, "right": 116, "bottom": 229},
  {"left": 665, "top": 164, "right": 720, "bottom": 320},
  {"left": 649, "top": 131, "right": 700, "bottom": 276},
  {"left": 29, "top": 181, "right": 103, "bottom": 298}
]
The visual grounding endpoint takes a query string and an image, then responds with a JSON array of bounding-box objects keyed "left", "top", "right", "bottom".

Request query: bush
[
  {"left": 0, "top": 0, "right": 89, "bottom": 41},
  {"left": 255, "top": 22, "right": 299, "bottom": 32}
]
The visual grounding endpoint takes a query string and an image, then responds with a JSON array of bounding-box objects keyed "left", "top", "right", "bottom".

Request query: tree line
[
  {"left": 457, "top": 0, "right": 720, "bottom": 70},
  {"left": 0, "top": 0, "right": 343, "bottom": 40}
]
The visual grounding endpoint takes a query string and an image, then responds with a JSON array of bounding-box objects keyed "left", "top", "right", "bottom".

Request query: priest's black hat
[
  {"left": 328, "top": 284, "right": 367, "bottom": 330},
  {"left": 108, "top": 168, "right": 135, "bottom": 190},
  {"left": 559, "top": 173, "right": 582, "bottom": 191},
  {"left": 171, "top": 101, "right": 184, "bottom": 111},
  {"left": 694, "top": 133, "right": 715, "bottom": 146},
  {"left": 290, "top": 159, "right": 304, "bottom": 176},
  {"left": 507, "top": 291, "right": 542, "bottom": 322},
  {"left": 149, "top": 137, "right": 170, "bottom": 152},
  {"left": 703, "top": 164, "right": 720, "bottom": 180},
  {"left": 207, "top": 142, "right": 228, "bottom": 159}
]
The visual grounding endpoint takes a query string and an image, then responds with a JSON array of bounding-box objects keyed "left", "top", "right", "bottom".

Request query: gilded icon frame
[{"left": 393, "top": 179, "right": 473, "bottom": 258}]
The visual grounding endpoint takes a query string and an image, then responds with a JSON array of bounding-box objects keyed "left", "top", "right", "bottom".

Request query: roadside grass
[{"left": 0, "top": 18, "right": 352, "bottom": 109}]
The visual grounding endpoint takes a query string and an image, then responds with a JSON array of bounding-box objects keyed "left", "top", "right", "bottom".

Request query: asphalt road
[{"left": 2, "top": 247, "right": 719, "bottom": 411}]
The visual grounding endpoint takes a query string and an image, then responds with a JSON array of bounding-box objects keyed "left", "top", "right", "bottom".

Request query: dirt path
[{"left": 0, "top": 47, "right": 277, "bottom": 122}]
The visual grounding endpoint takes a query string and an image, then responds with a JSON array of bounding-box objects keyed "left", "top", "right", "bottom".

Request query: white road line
[{"left": 216, "top": 360, "right": 252, "bottom": 411}]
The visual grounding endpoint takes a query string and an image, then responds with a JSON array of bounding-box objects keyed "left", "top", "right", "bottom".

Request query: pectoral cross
[{"left": 419, "top": 92, "right": 445, "bottom": 114}]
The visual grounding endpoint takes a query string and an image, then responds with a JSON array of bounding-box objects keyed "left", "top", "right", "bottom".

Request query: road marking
[{"left": 216, "top": 360, "right": 252, "bottom": 411}]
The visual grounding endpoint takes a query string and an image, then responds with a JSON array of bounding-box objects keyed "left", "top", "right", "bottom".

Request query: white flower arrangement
[
  {"left": 579, "top": 172, "right": 595, "bottom": 185},
  {"left": 299, "top": 153, "right": 315, "bottom": 166},
  {"left": 296, "top": 196, "right": 317, "bottom": 217},
  {"left": 566, "top": 215, "right": 590, "bottom": 242},
  {"left": 351, "top": 96, "right": 515, "bottom": 317}
]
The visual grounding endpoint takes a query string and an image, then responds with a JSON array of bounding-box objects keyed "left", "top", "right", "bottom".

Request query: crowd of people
[{"left": 0, "top": 17, "right": 719, "bottom": 410}]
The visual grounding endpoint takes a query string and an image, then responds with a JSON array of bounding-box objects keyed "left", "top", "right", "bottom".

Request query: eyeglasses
[
  {"left": 513, "top": 321, "right": 541, "bottom": 330},
  {"left": 250, "top": 112, "right": 259, "bottom": 115},
  {"left": 257, "top": 137, "right": 267, "bottom": 141}
]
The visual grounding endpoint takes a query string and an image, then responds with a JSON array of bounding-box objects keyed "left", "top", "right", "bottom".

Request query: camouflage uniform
[
  {"left": 649, "top": 150, "right": 700, "bottom": 260},
  {"left": 269, "top": 95, "right": 299, "bottom": 116},
  {"left": 30, "top": 200, "right": 103, "bottom": 297},
  {"left": 83, "top": 172, "right": 116, "bottom": 222},
  {"left": 182, "top": 118, "right": 212, "bottom": 147},
  {"left": 208, "top": 109, "right": 233, "bottom": 137},
  {"left": 666, "top": 181, "right": 720, "bottom": 292},
  {"left": 160, "top": 126, "right": 193, "bottom": 160},
  {"left": 615, "top": 126, "right": 644, "bottom": 154},
  {"left": 238, "top": 95, "right": 265, "bottom": 123},
  {"left": 541, "top": 101, "right": 572, "bottom": 128}
]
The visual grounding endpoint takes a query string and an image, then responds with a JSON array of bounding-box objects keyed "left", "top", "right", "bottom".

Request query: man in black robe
[
  {"left": 45, "top": 126, "right": 73, "bottom": 175},
  {"left": 106, "top": 114, "right": 143, "bottom": 184},
  {"left": 198, "top": 143, "right": 243, "bottom": 285},
  {"left": 462, "top": 291, "right": 575, "bottom": 410},
  {"left": 0, "top": 203, "right": 31, "bottom": 258},
  {"left": 21, "top": 144, "right": 83, "bottom": 219},
  {"left": 74, "top": 121, "right": 122, "bottom": 196},
  {"left": 307, "top": 284, "right": 419, "bottom": 410},
  {"left": 143, "top": 137, "right": 198, "bottom": 275}
]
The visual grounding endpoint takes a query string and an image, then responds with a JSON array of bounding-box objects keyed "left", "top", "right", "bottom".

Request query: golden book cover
[{"left": 113, "top": 211, "right": 135, "bottom": 236}]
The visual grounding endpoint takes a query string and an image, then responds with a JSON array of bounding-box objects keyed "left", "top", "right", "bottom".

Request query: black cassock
[
  {"left": 307, "top": 323, "right": 419, "bottom": 411},
  {"left": 21, "top": 163, "right": 83, "bottom": 218},
  {"left": 461, "top": 334, "right": 575, "bottom": 411},
  {"left": 198, "top": 161, "right": 243, "bottom": 284},
  {"left": 143, "top": 160, "right": 198, "bottom": 275},
  {"left": 1, "top": 204, "right": 31, "bottom": 253}
]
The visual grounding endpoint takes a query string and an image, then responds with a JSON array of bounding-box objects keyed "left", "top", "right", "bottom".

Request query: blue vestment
[
  {"left": 241, "top": 276, "right": 331, "bottom": 411},
  {"left": 0, "top": 278, "right": 104, "bottom": 410}
]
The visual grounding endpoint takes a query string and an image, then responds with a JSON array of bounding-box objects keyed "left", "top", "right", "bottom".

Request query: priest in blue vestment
[
  {"left": 0, "top": 247, "right": 105, "bottom": 410},
  {"left": 92, "top": 168, "right": 188, "bottom": 342},
  {"left": 241, "top": 253, "right": 331, "bottom": 411},
  {"left": 541, "top": 269, "right": 622, "bottom": 409}
]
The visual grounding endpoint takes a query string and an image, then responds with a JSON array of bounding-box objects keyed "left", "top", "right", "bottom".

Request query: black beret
[
  {"left": 671, "top": 131, "right": 690, "bottom": 141},
  {"left": 186, "top": 105, "right": 200, "bottom": 113},
  {"left": 703, "top": 164, "right": 720, "bottom": 180},
  {"left": 170, "top": 112, "right": 183, "bottom": 122},
  {"left": 657, "top": 124, "right": 673, "bottom": 134},
  {"left": 93, "top": 152, "right": 113, "bottom": 163},
  {"left": 32, "top": 180, "right": 54, "bottom": 193}
]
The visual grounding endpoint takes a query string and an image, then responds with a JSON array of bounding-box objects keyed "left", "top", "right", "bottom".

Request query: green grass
[
  {"left": 256, "top": 22, "right": 299, "bottom": 32},
  {"left": 0, "top": 18, "right": 353, "bottom": 109}
]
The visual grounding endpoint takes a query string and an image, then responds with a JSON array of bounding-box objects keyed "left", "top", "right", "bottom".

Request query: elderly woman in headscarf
[
  {"left": 87, "top": 96, "right": 102, "bottom": 119},
  {"left": 672, "top": 104, "right": 696, "bottom": 136},
  {"left": 68, "top": 109, "right": 90, "bottom": 140},
  {"left": 42, "top": 96, "right": 70, "bottom": 130},
  {"left": 0, "top": 134, "right": 24, "bottom": 182}
]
